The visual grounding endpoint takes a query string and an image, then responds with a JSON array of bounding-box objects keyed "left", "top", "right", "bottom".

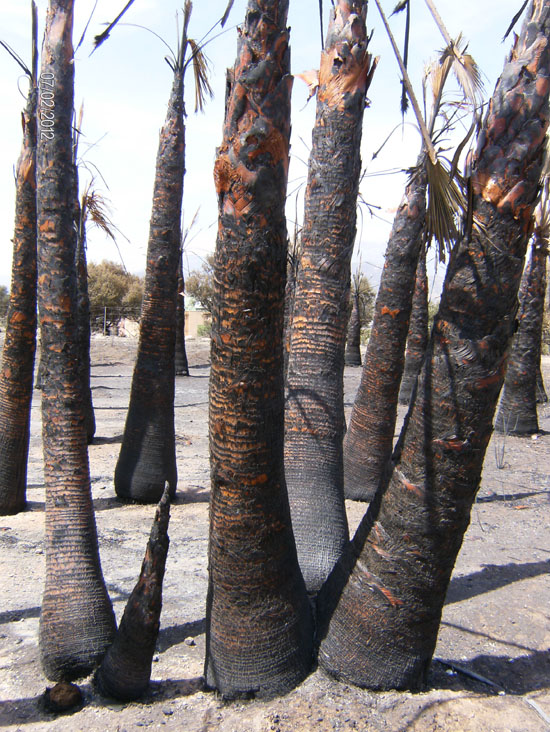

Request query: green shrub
[{"left": 197, "top": 322, "right": 212, "bottom": 338}]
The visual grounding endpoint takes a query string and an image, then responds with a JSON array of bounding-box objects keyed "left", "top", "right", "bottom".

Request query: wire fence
[{"left": 89, "top": 306, "right": 142, "bottom": 335}]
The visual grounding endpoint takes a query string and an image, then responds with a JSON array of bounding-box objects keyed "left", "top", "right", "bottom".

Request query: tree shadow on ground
[
  {"left": 91, "top": 434, "right": 123, "bottom": 445},
  {"left": 477, "top": 489, "right": 550, "bottom": 503},
  {"left": 430, "top": 649, "right": 550, "bottom": 695},
  {"left": 157, "top": 618, "right": 206, "bottom": 652},
  {"left": 445, "top": 559, "right": 550, "bottom": 604},
  {"left": 0, "top": 606, "right": 40, "bottom": 625},
  {"left": 174, "top": 485, "right": 210, "bottom": 504}
]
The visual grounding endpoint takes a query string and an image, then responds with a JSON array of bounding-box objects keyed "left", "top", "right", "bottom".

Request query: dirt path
[{"left": 0, "top": 336, "right": 549, "bottom": 731}]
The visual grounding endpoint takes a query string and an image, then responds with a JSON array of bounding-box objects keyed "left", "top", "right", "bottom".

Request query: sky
[{"left": 0, "top": 0, "right": 522, "bottom": 297}]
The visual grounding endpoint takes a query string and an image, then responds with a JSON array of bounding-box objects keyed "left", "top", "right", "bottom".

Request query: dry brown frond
[
  {"left": 82, "top": 188, "right": 117, "bottom": 243},
  {"left": 188, "top": 39, "right": 213, "bottom": 112},
  {"left": 425, "top": 156, "right": 465, "bottom": 260}
]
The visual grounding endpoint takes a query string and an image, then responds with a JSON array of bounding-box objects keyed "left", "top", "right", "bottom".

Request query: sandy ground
[{"left": 0, "top": 335, "right": 549, "bottom": 731}]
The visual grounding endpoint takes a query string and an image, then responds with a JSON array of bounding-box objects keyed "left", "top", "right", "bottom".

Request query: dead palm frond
[
  {"left": 503, "top": 1, "right": 530, "bottom": 42},
  {"left": 533, "top": 139, "right": 550, "bottom": 241},
  {"left": 391, "top": 0, "right": 411, "bottom": 115},
  {"left": 92, "top": 0, "right": 136, "bottom": 52},
  {"left": 425, "top": 157, "right": 465, "bottom": 259}
]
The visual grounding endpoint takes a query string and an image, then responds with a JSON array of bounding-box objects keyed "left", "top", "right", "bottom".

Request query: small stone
[
  {"left": 184, "top": 637, "right": 196, "bottom": 647},
  {"left": 153, "top": 654, "right": 160, "bottom": 662},
  {"left": 163, "top": 709, "right": 174, "bottom": 716},
  {"left": 44, "top": 681, "right": 83, "bottom": 713}
]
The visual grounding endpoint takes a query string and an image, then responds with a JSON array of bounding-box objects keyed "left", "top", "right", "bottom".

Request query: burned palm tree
[
  {"left": 495, "top": 173, "right": 550, "bottom": 434},
  {"left": 343, "top": 8, "right": 482, "bottom": 502},
  {"left": 344, "top": 273, "right": 363, "bottom": 367},
  {"left": 398, "top": 246, "right": 429, "bottom": 405},
  {"left": 115, "top": 3, "right": 212, "bottom": 502},
  {"left": 175, "top": 254, "right": 190, "bottom": 376},
  {"left": 37, "top": 0, "right": 116, "bottom": 680},
  {"left": 95, "top": 487, "right": 171, "bottom": 701},
  {"left": 284, "top": 0, "right": 377, "bottom": 594},
  {"left": 0, "top": 2, "right": 38, "bottom": 516},
  {"left": 318, "top": 0, "right": 550, "bottom": 690},
  {"left": 205, "top": 0, "right": 313, "bottom": 698}
]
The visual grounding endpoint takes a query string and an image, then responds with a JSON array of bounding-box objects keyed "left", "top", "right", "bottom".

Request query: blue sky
[{"left": 1, "top": 0, "right": 521, "bottom": 295}]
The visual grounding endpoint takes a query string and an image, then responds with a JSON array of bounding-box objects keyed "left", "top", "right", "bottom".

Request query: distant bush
[{"left": 197, "top": 322, "right": 212, "bottom": 338}]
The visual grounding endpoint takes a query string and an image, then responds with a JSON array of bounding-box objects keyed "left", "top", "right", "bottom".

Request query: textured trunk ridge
[
  {"left": 398, "top": 246, "right": 429, "bottom": 405},
  {"left": 318, "top": 0, "right": 550, "bottom": 691},
  {"left": 0, "top": 53, "right": 38, "bottom": 516},
  {"left": 284, "top": 0, "right": 376, "bottom": 593},
  {"left": 37, "top": 0, "right": 116, "bottom": 681},
  {"left": 343, "top": 155, "right": 427, "bottom": 502},
  {"left": 115, "top": 68, "right": 185, "bottom": 503},
  {"left": 345, "top": 292, "right": 362, "bottom": 367},
  {"left": 495, "top": 235, "right": 548, "bottom": 433},
  {"left": 205, "top": 0, "right": 313, "bottom": 699}
]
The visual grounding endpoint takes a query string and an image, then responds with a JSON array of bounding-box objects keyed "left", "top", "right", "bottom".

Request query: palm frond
[
  {"left": 81, "top": 188, "right": 118, "bottom": 244},
  {"left": 0, "top": 40, "right": 31, "bottom": 76},
  {"left": 425, "top": 156, "right": 465, "bottom": 260},
  {"left": 92, "top": 0, "right": 136, "bottom": 53},
  {"left": 391, "top": 0, "right": 409, "bottom": 14},
  {"left": 188, "top": 39, "right": 213, "bottom": 112},
  {"left": 503, "top": 1, "right": 529, "bottom": 41},
  {"left": 319, "top": 0, "right": 324, "bottom": 49},
  {"left": 221, "top": 0, "right": 235, "bottom": 28}
]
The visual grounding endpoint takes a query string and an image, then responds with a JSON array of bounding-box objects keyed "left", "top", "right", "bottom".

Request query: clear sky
[{"left": 1, "top": 0, "right": 521, "bottom": 296}]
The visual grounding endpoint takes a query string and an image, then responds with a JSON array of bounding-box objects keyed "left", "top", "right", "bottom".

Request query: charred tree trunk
[
  {"left": 75, "top": 198, "right": 96, "bottom": 443},
  {"left": 175, "top": 255, "right": 190, "bottom": 376},
  {"left": 398, "top": 245, "right": 429, "bottom": 405},
  {"left": 205, "top": 0, "right": 313, "bottom": 698},
  {"left": 343, "top": 155, "right": 427, "bottom": 502},
  {"left": 283, "top": 244, "right": 299, "bottom": 380},
  {"left": 0, "top": 8, "right": 38, "bottom": 517},
  {"left": 344, "top": 290, "right": 362, "bottom": 367},
  {"left": 495, "top": 235, "right": 548, "bottom": 433},
  {"left": 537, "top": 361, "right": 548, "bottom": 402},
  {"left": 37, "top": 0, "right": 116, "bottom": 681},
  {"left": 115, "top": 64, "right": 185, "bottom": 503},
  {"left": 318, "top": 0, "right": 550, "bottom": 690},
  {"left": 284, "top": 0, "right": 376, "bottom": 593},
  {"left": 95, "top": 487, "right": 170, "bottom": 701}
]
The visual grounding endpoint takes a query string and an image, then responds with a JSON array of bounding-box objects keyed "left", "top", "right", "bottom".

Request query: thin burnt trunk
[
  {"left": 37, "top": 0, "right": 116, "bottom": 681},
  {"left": 0, "top": 7, "right": 38, "bottom": 517},
  {"left": 283, "top": 246, "right": 299, "bottom": 380},
  {"left": 95, "top": 486, "right": 170, "bottom": 701},
  {"left": 318, "top": 0, "right": 550, "bottom": 690},
  {"left": 115, "top": 65, "right": 185, "bottom": 503},
  {"left": 284, "top": 0, "right": 376, "bottom": 593},
  {"left": 205, "top": 0, "right": 313, "bottom": 698},
  {"left": 344, "top": 291, "right": 362, "bottom": 367},
  {"left": 537, "top": 361, "right": 548, "bottom": 402},
  {"left": 495, "top": 235, "right": 548, "bottom": 433},
  {"left": 343, "top": 154, "right": 427, "bottom": 502},
  {"left": 398, "top": 245, "right": 429, "bottom": 405},
  {"left": 75, "top": 198, "right": 96, "bottom": 443},
  {"left": 175, "top": 254, "right": 190, "bottom": 376}
]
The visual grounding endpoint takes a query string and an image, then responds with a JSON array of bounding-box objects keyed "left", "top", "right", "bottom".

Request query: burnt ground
[{"left": 0, "top": 335, "right": 549, "bottom": 732}]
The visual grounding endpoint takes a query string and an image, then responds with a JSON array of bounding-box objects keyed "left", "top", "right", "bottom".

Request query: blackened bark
[
  {"left": 343, "top": 156, "right": 427, "bottom": 502},
  {"left": 283, "top": 245, "right": 299, "bottom": 380},
  {"left": 37, "top": 0, "right": 116, "bottom": 681},
  {"left": 95, "top": 487, "right": 170, "bottom": 701},
  {"left": 318, "top": 0, "right": 550, "bottom": 690},
  {"left": 75, "top": 200, "right": 96, "bottom": 443},
  {"left": 495, "top": 235, "right": 548, "bottom": 433},
  {"left": 205, "top": 0, "right": 313, "bottom": 698},
  {"left": 0, "top": 42, "right": 38, "bottom": 516},
  {"left": 285, "top": 0, "right": 376, "bottom": 592},
  {"left": 344, "top": 291, "right": 362, "bottom": 366},
  {"left": 537, "top": 362, "right": 548, "bottom": 402},
  {"left": 398, "top": 246, "right": 429, "bottom": 405},
  {"left": 115, "top": 66, "right": 185, "bottom": 503},
  {"left": 175, "top": 255, "right": 190, "bottom": 376}
]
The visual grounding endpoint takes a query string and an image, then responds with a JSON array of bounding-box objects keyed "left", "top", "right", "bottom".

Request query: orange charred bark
[
  {"left": 205, "top": 0, "right": 313, "bottom": 698},
  {"left": 37, "top": 0, "right": 116, "bottom": 681},
  {"left": 284, "top": 0, "right": 376, "bottom": 593},
  {"left": 318, "top": 0, "right": 550, "bottom": 691},
  {"left": 343, "top": 155, "right": 427, "bottom": 502},
  {"left": 0, "top": 36, "right": 38, "bottom": 516},
  {"left": 115, "top": 65, "right": 185, "bottom": 503}
]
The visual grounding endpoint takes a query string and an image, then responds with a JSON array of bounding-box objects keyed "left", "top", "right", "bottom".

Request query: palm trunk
[
  {"left": 495, "top": 235, "right": 548, "bottom": 433},
  {"left": 344, "top": 291, "right": 362, "bottom": 366},
  {"left": 537, "top": 362, "right": 548, "bottom": 402},
  {"left": 205, "top": 0, "right": 313, "bottom": 698},
  {"left": 37, "top": 0, "right": 116, "bottom": 681},
  {"left": 115, "top": 65, "right": 185, "bottom": 503},
  {"left": 0, "top": 8, "right": 38, "bottom": 517},
  {"left": 175, "top": 255, "right": 190, "bottom": 376},
  {"left": 95, "top": 487, "right": 170, "bottom": 701},
  {"left": 318, "top": 0, "right": 550, "bottom": 690},
  {"left": 398, "top": 245, "right": 429, "bottom": 405},
  {"left": 284, "top": 0, "right": 376, "bottom": 593},
  {"left": 343, "top": 154, "right": 427, "bottom": 502},
  {"left": 75, "top": 198, "right": 96, "bottom": 443}
]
